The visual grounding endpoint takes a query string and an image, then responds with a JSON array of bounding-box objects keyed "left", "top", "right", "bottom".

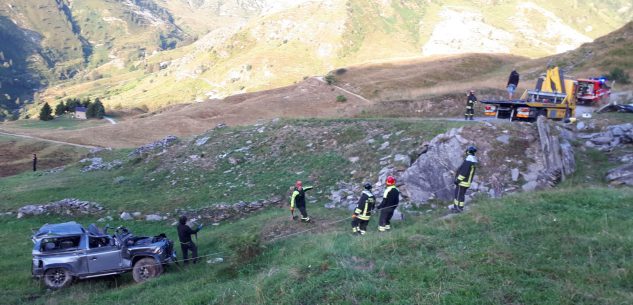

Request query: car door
[{"left": 87, "top": 236, "right": 122, "bottom": 274}]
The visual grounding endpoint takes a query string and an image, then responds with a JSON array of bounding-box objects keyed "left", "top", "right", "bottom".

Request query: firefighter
[
  {"left": 450, "top": 146, "right": 478, "bottom": 213},
  {"left": 465, "top": 90, "right": 477, "bottom": 121},
  {"left": 177, "top": 215, "right": 203, "bottom": 264},
  {"left": 351, "top": 183, "right": 376, "bottom": 235},
  {"left": 377, "top": 176, "right": 399, "bottom": 232},
  {"left": 290, "top": 180, "right": 314, "bottom": 222}
]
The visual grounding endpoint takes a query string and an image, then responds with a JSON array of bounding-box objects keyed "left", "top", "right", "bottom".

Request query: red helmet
[
  {"left": 386, "top": 176, "right": 396, "bottom": 186},
  {"left": 295, "top": 180, "right": 302, "bottom": 188}
]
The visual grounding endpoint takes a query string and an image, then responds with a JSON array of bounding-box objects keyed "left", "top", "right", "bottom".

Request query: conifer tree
[{"left": 39, "top": 103, "right": 54, "bottom": 121}]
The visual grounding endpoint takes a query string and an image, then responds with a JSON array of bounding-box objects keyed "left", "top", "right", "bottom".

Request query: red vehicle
[{"left": 576, "top": 78, "right": 611, "bottom": 105}]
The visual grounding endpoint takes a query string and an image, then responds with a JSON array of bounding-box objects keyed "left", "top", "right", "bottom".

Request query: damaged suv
[{"left": 31, "top": 221, "right": 175, "bottom": 289}]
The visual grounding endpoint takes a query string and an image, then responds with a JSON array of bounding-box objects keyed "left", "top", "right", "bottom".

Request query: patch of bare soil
[
  {"left": 0, "top": 137, "right": 87, "bottom": 177},
  {"left": 260, "top": 213, "right": 342, "bottom": 243}
]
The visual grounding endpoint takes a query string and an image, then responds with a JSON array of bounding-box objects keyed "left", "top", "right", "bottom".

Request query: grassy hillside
[
  {"left": 0, "top": 134, "right": 88, "bottom": 177},
  {"left": 31, "top": 0, "right": 632, "bottom": 112},
  {"left": 1, "top": 117, "right": 633, "bottom": 304},
  {"left": 1, "top": 182, "right": 632, "bottom": 304}
]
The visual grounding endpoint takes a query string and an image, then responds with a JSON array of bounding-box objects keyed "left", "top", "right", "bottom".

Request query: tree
[
  {"left": 86, "top": 98, "right": 105, "bottom": 119},
  {"left": 39, "top": 103, "right": 54, "bottom": 121},
  {"left": 93, "top": 98, "right": 105, "bottom": 119},
  {"left": 55, "top": 102, "right": 66, "bottom": 116}
]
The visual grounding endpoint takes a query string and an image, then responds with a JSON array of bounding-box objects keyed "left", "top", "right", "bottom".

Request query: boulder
[
  {"left": 511, "top": 168, "right": 520, "bottom": 182},
  {"left": 145, "top": 214, "right": 163, "bottom": 221},
  {"left": 120, "top": 212, "right": 133, "bottom": 221},
  {"left": 606, "top": 164, "right": 633, "bottom": 186},
  {"left": 195, "top": 136, "right": 210, "bottom": 146}
]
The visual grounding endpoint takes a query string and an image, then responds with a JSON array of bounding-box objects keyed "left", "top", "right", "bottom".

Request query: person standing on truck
[
  {"left": 177, "top": 215, "right": 202, "bottom": 264},
  {"left": 465, "top": 90, "right": 477, "bottom": 121},
  {"left": 507, "top": 69, "right": 520, "bottom": 99},
  {"left": 450, "top": 146, "right": 478, "bottom": 213},
  {"left": 290, "top": 180, "right": 314, "bottom": 222},
  {"left": 377, "top": 176, "right": 399, "bottom": 232},
  {"left": 351, "top": 183, "right": 376, "bottom": 235}
]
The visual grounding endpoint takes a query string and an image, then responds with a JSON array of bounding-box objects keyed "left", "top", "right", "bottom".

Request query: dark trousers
[
  {"left": 379, "top": 207, "right": 396, "bottom": 226},
  {"left": 454, "top": 185, "right": 468, "bottom": 207},
  {"left": 180, "top": 241, "right": 198, "bottom": 264},
  {"left": 297, "top": 206, "right": 308, "bottom": 218},
  {"left": 33, "top": 161, "right": 37, "bottom": 172},
  {"left": 351, "top": 218, "right": 369, "bottom": 231},
  {"left": 465, "top": 108, "right": 474, "bottom": 120}
]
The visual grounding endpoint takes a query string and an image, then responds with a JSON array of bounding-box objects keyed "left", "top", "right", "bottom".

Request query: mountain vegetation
[{"left": 1, "top": 1, "right": 632, "bottom": 118}]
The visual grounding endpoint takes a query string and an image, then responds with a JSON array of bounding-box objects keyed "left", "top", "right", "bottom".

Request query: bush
[
  {"left": 336, "top": 95, "right": 347, "bottom": 103},
  {"left": 39, "top": 103, "right": 54, "bottom": 121},
  {"left": 607, "top": 67, "right": 630, "bottom": 84},
  {"left": 325, "top": 74, "right": 336, "bottom": 85}
]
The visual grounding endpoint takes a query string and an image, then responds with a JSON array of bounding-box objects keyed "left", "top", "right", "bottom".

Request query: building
[{"left": 75, "top": 106, "right": 87, "bottom": 120}]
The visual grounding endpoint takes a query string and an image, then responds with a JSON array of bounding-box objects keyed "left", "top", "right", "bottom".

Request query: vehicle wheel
[
  {"left": 132, "top": 258, "right": 162, "bottom": 283},
  {"left": 43, "top": 268, "right": 73, "bottom": 290}
]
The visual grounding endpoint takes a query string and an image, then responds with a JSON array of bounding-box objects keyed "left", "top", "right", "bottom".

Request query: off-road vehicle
[{"left": 31, "top": 221, "right": 175, "bottom": 289}]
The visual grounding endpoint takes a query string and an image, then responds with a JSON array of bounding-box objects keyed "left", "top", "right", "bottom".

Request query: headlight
[{"left": 153, "top": 247, "right": 163, "bottom": 254}]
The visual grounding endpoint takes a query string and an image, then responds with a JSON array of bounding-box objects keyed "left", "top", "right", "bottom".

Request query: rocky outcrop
[
  {"left": 607, "top": 164, "right": 633, "bottom": 186},
  {"left": 17, "top": 199, "right": 104, "bottom": 218},
  {"left": 580, "top": 123, "right": 633, "bottom": 151},
  {"left": 399, "top": 117, "right": 575, "bottom": 205},
  {"left": 129, "top": 136, "right": 178, "bottom": 157},
  {"left": 535, "top": 116, "right": 576, "bottom": 186},
  {"left": 80, "top": 158, "right": 123, "bottom": 172},
  {"left": 175, "top": 196, "right": 283, "bottom": 224}
]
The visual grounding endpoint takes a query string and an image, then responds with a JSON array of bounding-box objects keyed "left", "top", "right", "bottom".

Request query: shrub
[
  {"left": 336, "top": 95, "right": 347, "bottom": 103},
  {"left": 607, "top": 67, "right": 630, "bottom": 84},
  {"left": 54, "top": 102, "right": 66, "bottom": 116},
  {"left": 325, "top": 74, "right": 336, "bottom": 85}
]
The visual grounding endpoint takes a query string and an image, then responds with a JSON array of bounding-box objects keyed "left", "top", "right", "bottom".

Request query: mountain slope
[{"left": 30, "top": 0, "right": 633, "bottom": 112}]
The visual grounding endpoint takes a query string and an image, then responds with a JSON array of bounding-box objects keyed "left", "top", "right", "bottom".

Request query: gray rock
[
  {"left": 379, "top": 142, "right": 390, "bottom": 150},
  {"left": 511, "top": 168, "right": 520, "bottom": 182},
  {"left": 521, "top": 181, "right": 539, "bottom": 192},
  {"left": 606, "top": 164, "right": 633, "bottom": 186},
  {"left": 366, "top": 139, "right": 375, "bottom": 144},
  {"left": 129, "top": 136, "right": 178, "bottom": 157},
  {"left": 576, "top": 121, "right": 586, "bottom": 130},
  {"left": 113, "top": 176, "right": 127, "bottom": 184},
  {"left": 145, "top": 214, "right": 163, "bottom": 221},
  {"left": 132, "top": 212, "right": 142, "bottom": 218},
  {"left": 496, "top": 135, "right": 510, "bottom": 144},
  {"left": 348, "top": 156, "right": 360, "bottom": 163},
  {"left": 195, "top": 136, "right": 210, "bottom": 146},
  {"left": 591, "top": 136, "right": 613, "bottom": 145},
  {"left": 120, "top": 212, "right": 133, "bottom": 221},
  {"left": 394, "top": 154, "right": 411, "bottom": 166},
  {"left": 207, "top": 257, "right": 224, "bottom": 264}
]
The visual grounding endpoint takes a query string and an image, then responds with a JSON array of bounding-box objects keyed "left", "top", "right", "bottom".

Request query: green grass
[
  {"left": 7, "top": 115, "right": 108, "bottom": 130},
  {"left": 1, "top": 186, "right": 632, "bottom": 305},
  {"left": 0, "top": 118, "right": 463, "bottom": 212},
  {"left": 1, "top": 117, "right": 633, "bottom": 304}
]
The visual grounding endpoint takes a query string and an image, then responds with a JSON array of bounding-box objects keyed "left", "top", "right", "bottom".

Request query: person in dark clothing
[
  {"left": 351, "top": 183, "right": 376, "bottom": 235},
  {"left": 32, "top": 154, "right": 37, "bottom": 172},
  {"left": 290, "top": 180, "right": 314, "bottom": 222},
  {"left": 377, "top": 176, "right": 399, "bottom": 232},
  {"left": 177, "top": 215, "right": 202, "bottom": 264},
  {"left": 465, "top": 90, "right": 477, "bottom": 121},
  {"left": 450, "top": 146, "right": 478, "bottom": 213},
  {"left": 507, "top": 69, "right": 520, "bottom": 99}
]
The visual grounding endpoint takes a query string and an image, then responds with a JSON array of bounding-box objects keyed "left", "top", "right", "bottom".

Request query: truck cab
[{"left": 577, "top": 78, "right": 611, "bottom": 105}]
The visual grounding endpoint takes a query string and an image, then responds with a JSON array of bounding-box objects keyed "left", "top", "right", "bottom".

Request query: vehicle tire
[
  {"left": 43, "top": 268, "right": 73, "bottom": 290},
  {"left": 132, "top": 258, "right": 162, "bottom": 283}
]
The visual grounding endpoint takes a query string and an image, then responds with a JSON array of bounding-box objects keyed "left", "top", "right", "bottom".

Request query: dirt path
[
  {"left": 0, "top": 131, "right": 101, "bottom": 149},
  {"left": 313, "top": 76, "right": 373, "bottom": 104},
  {"left": 103, "top": 116, "right": 117, "bottom": 124}
]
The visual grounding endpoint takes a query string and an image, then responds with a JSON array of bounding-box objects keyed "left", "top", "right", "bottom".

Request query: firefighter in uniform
[
  {"left": 450, "top": 146, "right": 478, "bottom": 213},
  {"left": 290, "top": 180, "right": 314, "bottom": 222},
  {"left": 351, "top": 183, "right": 376, "bottom": 235},
  {"left": 465, "top": 90, "right": 477, "bottom": 121},
  {"left": 377, "top": 176, "right": 399, "bottom": 232}
]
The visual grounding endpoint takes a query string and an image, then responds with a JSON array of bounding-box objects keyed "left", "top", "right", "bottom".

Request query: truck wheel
[
  {"left": 132, "top": 258, "right": 162, "bottom": 283},
  {"left": 43, "top": 268, "right": 73, "bottom": 289}
]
